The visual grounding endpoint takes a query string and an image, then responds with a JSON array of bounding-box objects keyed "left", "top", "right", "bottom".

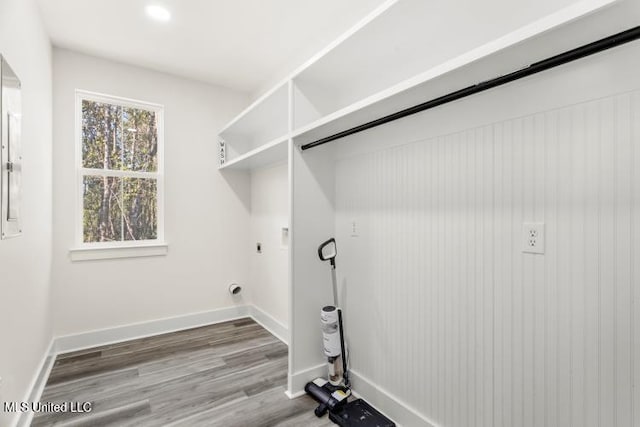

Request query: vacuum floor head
[{"left": 328, "top": 398, "right": 396, "bottom": 427}]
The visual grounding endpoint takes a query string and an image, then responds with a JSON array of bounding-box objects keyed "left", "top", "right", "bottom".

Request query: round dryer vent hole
[{"left": 229, "top": 283, "right": 242, "bottom": 295}]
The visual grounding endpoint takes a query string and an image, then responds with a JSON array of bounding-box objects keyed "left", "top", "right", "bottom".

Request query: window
[{"left": 76, "top": 91, "right": 164, "bottom": 248}]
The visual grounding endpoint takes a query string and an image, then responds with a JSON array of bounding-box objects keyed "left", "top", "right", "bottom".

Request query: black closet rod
[{"left": 301, "top": 25, "right": 640, "bottom": 151}]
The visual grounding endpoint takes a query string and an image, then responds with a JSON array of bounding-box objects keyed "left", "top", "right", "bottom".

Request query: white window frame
[{"left": 71, "top": 90, "right": 166, "bottom": 259}]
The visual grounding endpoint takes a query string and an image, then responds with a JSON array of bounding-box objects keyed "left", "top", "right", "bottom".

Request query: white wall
[
  {"left": 332, "top": 42, "right": 640, "bottom": 426},
  {"left": 249, "top": 162, "right": 289, "bottom": 327},
  {"left": 290, "top": 142, "right": 336, "bottom": 391},
  {"left": 51, "top": 48, "right": 251, "bottom": 336},
  {"left": 0, "top": 0, "right": 52, "bottom": 425}
]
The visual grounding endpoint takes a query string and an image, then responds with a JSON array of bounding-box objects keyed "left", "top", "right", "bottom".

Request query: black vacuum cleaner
[
  {"left": 304, "top": 379, "right": 348, "bottom": 417},
  {"left": 305, "top": 238, "right": 395, "bottom": 427}
]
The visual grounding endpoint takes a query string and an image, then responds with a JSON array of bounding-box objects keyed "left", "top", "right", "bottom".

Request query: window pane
[
  {"left": 122, "top": 107, "right": 158, "bottom": 172},
  {"left": 82, "top": 100, "right": 123, "bottom": 170},
  {"left": 123, "top": 178, "right": 157, "bottom": 241},
  {"left": 83, "top": 176, "right": 123, "bottom": 243}
]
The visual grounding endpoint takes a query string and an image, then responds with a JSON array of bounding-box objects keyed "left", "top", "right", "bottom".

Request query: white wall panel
[
  {"left": 0, "top": 1, "right": 53, "bottom": 426},
  {"left": 634, "top": 86, "right": 640, "bottom": 427},
  {"left": 335, "top": 89, "right": 640, "bottom": 426},
  {"left": 51, "top": 49, "right": 250, "bottom": 336},
  {"left": 250, "top": 162, "right": 289, "bottom": 327},
  {"left": 290, "top": 142, "right": 336, "bottom": 380}
]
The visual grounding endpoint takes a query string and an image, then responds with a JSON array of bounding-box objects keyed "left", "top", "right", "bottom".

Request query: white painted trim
[
  {"left": 285, "top": 365, "right": 436, "bottom": 427},
  {"left": 285, "top": 365, "right": 438, "bottom": 426},
  {"left": 15, "top": 339, "right": 56, "bottom": 427},
  {"left": 55, "top": 305, "right": 250, "bottom": 354},
  {"left": 348, "top": 369, "right": 437, "bottom": 427},
  {"left": 78, "top": 168, "right": 158, "bottom": 179},
  {"left": 248, "top": 305, "right": 289, "bottom": 345},
  {"left": 287, "top": 363, "right": 327, "bottom": 397},
  {"left": 69, "top": 242, "right": 168, "bottom": 261},
  {"left": 52, "top": 304, "right": 291, "bottom": 354},
  {"left": 284, "top": 389, "right": 306, "bottom": 399},
  {"left": 74, "top": 89, "right": 164, "bottom": 111}
]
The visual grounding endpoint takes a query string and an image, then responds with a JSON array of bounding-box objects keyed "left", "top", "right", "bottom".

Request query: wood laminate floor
[{"left": 32, "top": 318, "right": 332, "bottom": 427}]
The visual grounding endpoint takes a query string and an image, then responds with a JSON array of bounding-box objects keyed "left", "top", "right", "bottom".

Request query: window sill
[{"left": 69, "top": 243, "right": 168, "bottom": 261}]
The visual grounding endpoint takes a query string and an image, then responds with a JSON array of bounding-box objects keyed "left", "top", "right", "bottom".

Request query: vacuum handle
[{"left": 318, "top": 238, "right": 337, "bottom": 268}]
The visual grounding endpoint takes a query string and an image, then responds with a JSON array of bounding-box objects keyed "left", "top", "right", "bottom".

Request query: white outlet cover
[
  {"left": 522, "top": 222, "right": 544, "bottom": 254},
  {"left": 350, "top": 219, "right": 359, "bottom": 237}
]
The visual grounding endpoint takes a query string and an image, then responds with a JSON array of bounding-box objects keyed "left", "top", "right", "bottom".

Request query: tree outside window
[{"left": 77, "top": 92, "right": 163, "bottom": 245}]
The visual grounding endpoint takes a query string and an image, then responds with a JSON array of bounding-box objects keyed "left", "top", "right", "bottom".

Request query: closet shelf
[
  {"left": 217, "top": 0, "right": 638, "bottom": 165},
  {"left": 218, "top": 136, "right": 288, "bottom": 170},
  {"left": 219, "top": 83, "right": 288, "bottom": 137},
  {"left": 218, "top": 82, "right": 289, "bottom": 170},
  {"left": 291, "top": 0, "right": 637, "bottom": 147}
]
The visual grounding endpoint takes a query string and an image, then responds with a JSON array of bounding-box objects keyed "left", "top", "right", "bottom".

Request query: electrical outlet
[
  {"left": 522, "top": 222, "right": 544, "bottom": 254},
  {"left": 350, "top": 219, "right": 359, "bottom": 237}
]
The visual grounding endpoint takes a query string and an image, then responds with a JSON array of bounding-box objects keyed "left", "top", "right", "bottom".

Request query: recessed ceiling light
[{"left": 145, "top": 5, "right": 171, "bottom": 22}]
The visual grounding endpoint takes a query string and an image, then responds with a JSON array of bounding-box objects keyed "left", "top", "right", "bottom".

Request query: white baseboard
[
  {"left": 284, "top": 389, "right": 306, "bottom": 399},
  {"left": 248, "top": 305, "right": 288, "bottom": 345},
  {"left": 15, "top": 304, "right": 292, "bottom": 426},
  {"left": 348, "top": 369, "right": 437, "bottom": 427},
  {"left": 287, "top": 363, "right": 326, "bottom": 397},
  {"left": 15, "top": 339, "right": 56, "bottom": 427},
  {"left": 285, "top": 365, "right": 435, "bottom": 427},
  {"left": 54, "top": 305, "right": 251, "bottom": 354},
  {"left": 13, "top": 308, "right": 427, "bottom": 427}
]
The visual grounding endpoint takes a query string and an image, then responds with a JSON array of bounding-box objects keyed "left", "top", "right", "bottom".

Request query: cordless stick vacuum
[
  {"left": 305, "top": 238, "right": 350, "bottom": 417},
  {"left": 305, "top": 238, "right": 397, "bottom": 427},
  {"left": 319, "top": 238, "right": 349, "bottom": 388}
]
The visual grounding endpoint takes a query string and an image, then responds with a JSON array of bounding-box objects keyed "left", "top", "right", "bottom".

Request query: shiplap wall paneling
[
  {"left": 335, "top": 90, "right": 640, "bottom": 427},
  {"left": 634, "top": 89, "right": 640, "bottom": 427}
]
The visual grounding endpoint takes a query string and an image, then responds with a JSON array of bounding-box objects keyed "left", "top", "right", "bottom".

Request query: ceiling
[{"left": 36, "top": 0, "right": 387, "bottom": 95}]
